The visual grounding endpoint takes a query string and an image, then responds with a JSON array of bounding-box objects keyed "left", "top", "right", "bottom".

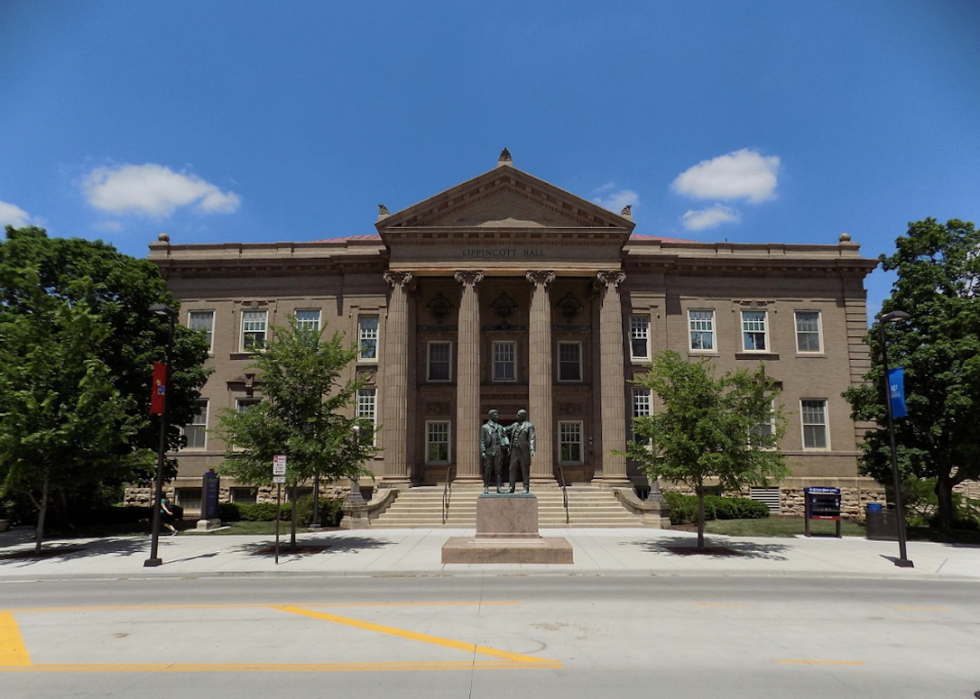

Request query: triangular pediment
[{"left": 377, "top": 164, "right": 635, "bottom": 237}]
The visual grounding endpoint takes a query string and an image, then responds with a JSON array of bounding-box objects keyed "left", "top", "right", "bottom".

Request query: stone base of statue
[{"left": 441, "top": 493, "right": 573, "bottom": 564}]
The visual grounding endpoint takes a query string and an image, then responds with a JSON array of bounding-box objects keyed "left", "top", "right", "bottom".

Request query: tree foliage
[
  {"left": 626, "top": 350, "right": 788, "bottom": 549},
  {"left": 844, "top": 218, "right": 980, "bottom": 532},
  {"left": 0, "top": 227, "right": 211, "bottom": 547},
  {"left": 214, "top": 317, "right": 376, "bottom": 544}
]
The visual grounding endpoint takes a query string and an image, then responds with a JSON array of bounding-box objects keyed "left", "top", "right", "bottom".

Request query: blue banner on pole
[{"left": 888, "top": 367, "right": 907, "bottom": 418}]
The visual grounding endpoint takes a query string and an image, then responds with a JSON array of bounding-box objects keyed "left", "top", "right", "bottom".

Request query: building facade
[{"left": 148, "top": 154, "right": 881, "bottom": 517}]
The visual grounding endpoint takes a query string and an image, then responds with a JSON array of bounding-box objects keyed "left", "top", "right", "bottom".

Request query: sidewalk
[{"left": 2, "top": 526, "right": 979, "bottom": 581}]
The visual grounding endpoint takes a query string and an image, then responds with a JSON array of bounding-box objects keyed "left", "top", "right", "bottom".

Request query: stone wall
[{"left": 123, "top": 483, "right": 356, "bottom": 516}]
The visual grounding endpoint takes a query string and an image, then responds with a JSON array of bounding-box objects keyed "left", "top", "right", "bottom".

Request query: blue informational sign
[{"left": 888, "top": 367, "right": 907, "bottom": 419}]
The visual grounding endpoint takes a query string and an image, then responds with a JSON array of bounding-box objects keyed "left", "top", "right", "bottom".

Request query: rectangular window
[
  {"left": 795, "top": 311, "right": 822, "bottom": 353},
  {"left": 187, "top": 310, "right": 214, "bottom": 353},
  {"left": 236, "top": 398, "right": 261, "bottom": 413},
  {"left": 629, "top": 316, "right": 650, "bottom": 360},
  {"left": 358, "top": 315, "right": 379, "bottom": 360},
  {"left": 689, "top": 310, "right": 715, "bottom": 351},
  {"left": 741, "top": 310, "right": 768, "bottom": 352},
  {"left": 241, "top": 310, "right": 268, "bottom": 351},
  {"left": 182, "top": 399, "right": 208, "bottom": 450},
  {"left": 357, "top": 388, "right": 377, "bottom": 446},
  {"left": 426, "top": 421, "right": 451, "bottom": 464},
  {"left": 229, "top": 487, "right": 257, "bottom": 505},
  {"left": 632, "top": 388, "right": 652, "bottom": 446},
  {"left": 427, "top": 341, "right": 452, "bottom": 382},
  {"left": 558, "top": 421, "right": 583, "bottom": 464},
  {"left": 750, "top": 402, "right": 776, "bottom": 449},
  {"left": 175, "top": 488, "right": 202, "bottom": 512},
  {"left": 801, "top": 399, "right": 829, "bottom": 449},
  {"left": 492, "top": 341, "right": 516, "bottom": 382},
  {"left": 558, "top": 341, "right": 582, "bottom": 381},
  {"left": 295, "top": 309, "right": 321, "bottom": 332}
]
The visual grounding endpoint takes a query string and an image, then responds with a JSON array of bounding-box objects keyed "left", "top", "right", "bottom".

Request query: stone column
[
  {"left": 526, "top": 270, "right": 555, "bottom": 481},
  {"left": 454, "top": 270, "right": 484, "bottom": 481},
  {"left": 595, "top": 270, "right": 630, "bottom": 487},
  {"left": 381, "top": 271, "right": 413, "bottom": 487}
]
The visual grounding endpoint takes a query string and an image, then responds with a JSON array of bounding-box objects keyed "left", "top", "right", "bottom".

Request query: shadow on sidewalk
[
  {"left": 0, "top": 537, "right": 150, "bottom": 567},
  {"left": 232, "top": 534, "right": 392, "bottom": 558},
  {"left": 627, "top": 536, "right": 790, "bottom": 560}
]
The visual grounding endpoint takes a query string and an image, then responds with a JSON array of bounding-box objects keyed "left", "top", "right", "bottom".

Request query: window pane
[
  {"left": 801, "top": 400, "right": 828, "bottom": 449},
  {"left": 296, "top": 309, "right": 320, "bottom": 331},
  {"left": 242, "top": 311, "right": 267, "bottom": 350},
  {"left": 493, "top": 342, "right": 516, "bottom": 381},
  {"left": 428, "top": 342, "right": 451, "bottom": 381},
  {"left": 630, "top": 316, "right": 649, "bottom": 359},
  {"left": 558, "top": 343, "right": 581, "bottom": 381},
  {"left": 358, "top": 316, "right": 379, "bottom": 359},
  {"left": 357, "top": 388, "right": 377, "bottom": 446},
  {"left": 689, "top": 310, "right": 714, "bottom": 351},
  {"left": 742, "top": 311, "right": 767, "bottom": 351},
  {"left": 795, "top": 312, "right": 821, "bottom": 352},
  {"left": 559, "top": 422, "right": 582, "bottom": 463},
  {"left": 426, "top": 422, "right": 450, "bottom": 463},
  {"left": 183, "top": 399, "right": 208, "bottom": 449},
  {"left": 188, "top": 311, "right": 214, "bottom": 351}
]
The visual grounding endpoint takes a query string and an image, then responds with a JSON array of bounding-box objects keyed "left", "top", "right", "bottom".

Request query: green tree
[
  {"left": 626, "top": 350, "right": 788, "bottom": 550},
  {"left": 214, "top": 317, "right": 376, "bottom": 546},
  {"left": 0, "top": 227, "right": 211, "bottom": 542},
  {"left": 844, "top": 218, "right": 980, "bottom": 532}
]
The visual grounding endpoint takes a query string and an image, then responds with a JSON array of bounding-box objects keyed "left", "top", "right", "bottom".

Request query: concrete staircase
[{"left": 370, "top": 485, "right": 643, "bottom": 528}]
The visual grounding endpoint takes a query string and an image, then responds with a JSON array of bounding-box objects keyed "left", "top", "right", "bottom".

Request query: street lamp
[
  {"left": 879, "top": 309, "right": 913, "bottom": 568},
  {"left": 145, "top": 304, "right": 177, "bottom": 567}
]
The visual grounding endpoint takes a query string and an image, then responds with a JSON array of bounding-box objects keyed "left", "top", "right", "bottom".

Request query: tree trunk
[
  {"left": 289, "top": 483, "right": 298, "bottom": 548},
  {"left": 934, "top": 473, "right": 956, "bottom": 533},
  {"left": 35, "top": 475, "right": 50, "bottom": 554},
  {"left": 696, "top": 486, "right": 706, "bottom": 551}
]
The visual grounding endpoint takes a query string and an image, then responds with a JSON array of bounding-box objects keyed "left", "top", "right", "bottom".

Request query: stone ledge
[{"left": 441, "top": 536, "right": 573, "bottom": 564}]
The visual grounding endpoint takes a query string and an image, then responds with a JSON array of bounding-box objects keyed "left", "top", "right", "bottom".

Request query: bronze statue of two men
[{"left": 481, "top": 408, "right": 536, "bottom": 494}]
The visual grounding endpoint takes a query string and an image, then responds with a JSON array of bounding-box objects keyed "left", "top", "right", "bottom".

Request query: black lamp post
[
  {"left": 144, "top": 304, "right": 176, "bottom": 567},
  {"left": 879, "top": 309, "right": 913, "bottom": 568}
]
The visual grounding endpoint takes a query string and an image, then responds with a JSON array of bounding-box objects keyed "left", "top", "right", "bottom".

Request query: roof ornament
[
  {"left": 157, "top": 232, "right": 170, "bottom": 243},
  {"left": 377, "top": 204, "right": 390, "bottom": 221},
  {"left": 620, "top": 204, "right": 632, "bottom": 218},
  {"left": 838, "top": 232, "right": 852, "bottom": 243},
  {"left": 497, "top": 148, "right": 512, "bottom": 166}
]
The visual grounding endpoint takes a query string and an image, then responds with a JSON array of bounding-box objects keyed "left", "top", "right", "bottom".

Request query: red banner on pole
[{"left": 150, "top": 362, "right": 168, "bottom": 415}]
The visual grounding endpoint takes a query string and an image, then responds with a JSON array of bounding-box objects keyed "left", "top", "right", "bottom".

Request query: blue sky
[{"left": 2, "top": 0, "right": 978, "bottom": 320}]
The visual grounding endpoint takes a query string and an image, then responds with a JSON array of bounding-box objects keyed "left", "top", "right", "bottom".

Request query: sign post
[{"left": 272, "top": 456, "right": 287, "bottom": 564}]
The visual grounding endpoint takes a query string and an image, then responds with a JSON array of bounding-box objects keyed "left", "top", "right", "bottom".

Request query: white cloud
[
  {"left": 681, "top": 204, "right": 742, "bottom": 231},
  {"left": 92, "top": 220, "right": 123, "bottom": 232},
  {"left": 672, "top": 149, "right": 780, "bottom": 203},
  {"left": 83, "top": 163, "right": 241, "bottom": 217},
  {"left": 0, "top": 200, "right": 32, "bottom": 228},
  {"left": 593, "top": 187, "right": 639, "bottom": 215}
]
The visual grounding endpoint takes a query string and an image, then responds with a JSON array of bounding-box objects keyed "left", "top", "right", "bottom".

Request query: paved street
[{"left": 1, "top": 575, "right": 978, "bottom": 699}]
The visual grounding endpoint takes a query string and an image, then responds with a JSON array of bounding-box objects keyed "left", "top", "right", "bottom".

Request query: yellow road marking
[
  {"left": 693, "top": 603, "right": 747, "bottom": 607},
  {"left": 779, "top": 660, "right": 865, "bottom": 666},
  {"left": 890, "top": 605, "right": 949, "bottom": 611},
  {"left": 1, "top": 660, "right": 560, "bottom": 673},
  {"left": 274, "top": 605, "right": 557, "bottom": 667},
  {"left": 0, "top": 613, "right": 32, "bottom": 666},
  {"left": 3, "top": 601, "right": 519, "bottom": 615}
]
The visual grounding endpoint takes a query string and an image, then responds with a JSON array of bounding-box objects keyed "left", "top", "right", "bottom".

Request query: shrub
[
  {"left": 664, "top": 492, "right": 769, "bottom": 525},
  {"left": 217, "top": 502, "right": 242, "bottom": 522}
]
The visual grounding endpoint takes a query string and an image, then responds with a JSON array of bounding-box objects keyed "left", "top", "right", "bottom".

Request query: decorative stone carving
[
  {"left": 498, "top": 147, "right": 512, "bottom": 165},
  {"left": 556, "top": 292, "right": 583, "bottom": 321},
  {"left": 383, "top": 270, "right": 414, "bottom": 288},
  {"left": 377, "top": 204, "right": 390, "bottom": 219},
  {"left": 525, "top": 270, "right": 555, "bottom": 288},
  {"left": 839, "top": 232, "right": 852, "bottom": 243},
  {"left": 426, "top": 293, "right": 453, "bottom": 321},
  {"left": 490, "top": 292, "right": 518, "bottom": 323},
  {"left": 357, "top": 369, "right": 377, "bottom": 385},
  {"left": 620, "top": 204, "right": 632, "bottom": 217},
  {"left": 596, "top": 270, "right": 626, "bottom": 289},
  {"left": 426, "top": 402, "right": 450, "bottom": 415},
  {"left": 454, "top": 270, "right": 484, "bottom": 287}
]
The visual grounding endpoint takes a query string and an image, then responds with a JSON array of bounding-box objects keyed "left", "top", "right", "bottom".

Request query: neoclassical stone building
[{"left": 148, "top": 152, "right": 881, "bottom": 520}]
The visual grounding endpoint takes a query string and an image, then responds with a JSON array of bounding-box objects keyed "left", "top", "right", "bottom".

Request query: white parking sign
[{"left": 272, "top": 455, "right": 287, "bottom": 476}]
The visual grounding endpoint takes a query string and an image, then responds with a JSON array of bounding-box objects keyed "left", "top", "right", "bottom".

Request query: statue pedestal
[{"left": 441, "top": 494, "right": 573, "bottom": 564}]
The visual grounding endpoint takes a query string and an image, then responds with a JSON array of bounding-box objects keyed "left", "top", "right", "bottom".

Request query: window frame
[
  {"left": 629, "top": 315, "right": 651, "bottom": 361},
  {"left": 425, "top": 420, "right": 451, "bottom": 464},
  {"left": 294, "top": 309, "right": 321, "bottom": 333},
  {"left": 557, "top": 341, "right": 583, "bottom": 382},
  {"left": 800, "top": 398, "right": 830, "bottom": 450},
  {"left": 187, "top": 310, "right": 215, "bottom": 354},
  {"left": 794, "top": 310, "right": 823, "bottom": 354},
  {"left": 688, "top": 309, "right": 716, "bottom": 352},
  {"left": 558, "top": 421, "right": 584, "bottom": 465},
  {"left": 631, "top": 388, "right": 652, "bottom": 446},
  {"left": 750, "top": 400, "right": 777, "bottom": 450},
  {"left": 181, "top": 398, "right": 208, "bottom": 450},
  {"left": 492, "top": 340, "right": 517, "bottom": 382},
  {"left": 741, "top": 310, "right": 769, "bottom": 353},
  {"left": 357, "top": 315, "right": 380, "bottom": 362},
  {"left": 427, "top": 341, "right": 452, "bottom": 382},
  {"left": 240, "top": 310, "right": 268, "bottom": 352},
  {"left": 357, "top": 387, "right": 377, "bottom": 447}
]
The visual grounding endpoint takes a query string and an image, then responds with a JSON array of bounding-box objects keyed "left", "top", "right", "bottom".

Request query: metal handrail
[
  {"left": 441, "top": 465, "right": 453, "bottom": 525},
  {"left": 556, "top": 466, "right": 570, "bottom": 525}
]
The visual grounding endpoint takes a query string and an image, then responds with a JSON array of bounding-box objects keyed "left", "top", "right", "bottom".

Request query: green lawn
[{"left": 700, "top": 516, "right": 866, "bottom": 538}]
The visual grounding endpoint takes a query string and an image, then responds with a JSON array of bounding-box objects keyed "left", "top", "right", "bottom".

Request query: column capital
[
  {"left": 596, "top": 270, "right": 626, "bottom": 289},
  {"left": 525, "top": 270, "right": 555, "bottom": 288},
  {"left": 453, "top": 270, "right": 484, "bottom": 287},
  {"left": 383, "top": 270, "right": 414, "bottom": 288}
]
